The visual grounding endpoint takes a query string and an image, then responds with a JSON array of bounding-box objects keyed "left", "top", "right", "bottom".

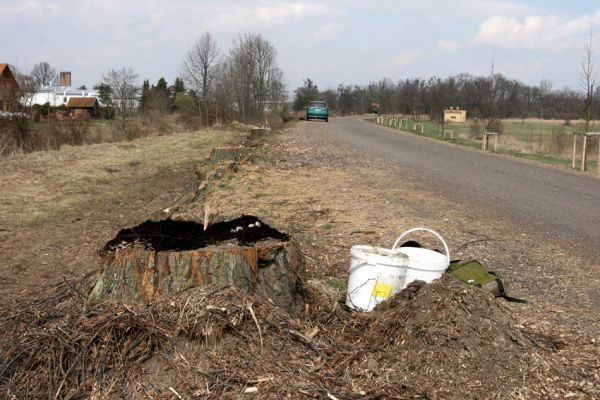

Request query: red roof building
[
  {"left": 0, "top": 64, "right": 21, "bottom": 112},
  {"left": 66, "top": 96, "right": 99, "bottom": 119}
]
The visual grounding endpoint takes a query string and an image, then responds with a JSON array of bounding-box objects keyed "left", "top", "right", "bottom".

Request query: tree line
[
  {"left": 293, "top": 74, "right": 595, "bottom": 122},
  {"left": 6, "top": 31, "right": 286, "bottom": 126}
]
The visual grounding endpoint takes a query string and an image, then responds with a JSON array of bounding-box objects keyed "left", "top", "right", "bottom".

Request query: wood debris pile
[{"left": 0, "top": 275, "right": 593, "bottom": 399}]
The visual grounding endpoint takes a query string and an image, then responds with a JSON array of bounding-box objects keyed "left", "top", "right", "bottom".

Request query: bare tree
[
  {"left": 181, "top": 32, "right": 220, "bottom": 126},
  {"left": 580, "top": 26, "right": 595, "bottom": 133},
  {"left": 9, "top": 67, "right": 39, "bottom": 125},
  {"left": 486, "top": 49, "right": 502, "bottom": 133},
  {"left": 538, "top": 79, "right": 552, "bottom": 120},
  {"left": 213, "top": 59, "right": 233, "bottom": 124},
  {"left": 228, "top": 33, "right": 286, "bottom": 122},
  {"left": 31, "top": 61, "right": 57, "bottom": 87},
  {"left": 102, "top": 67, "right": 139, "bottom": 131}
]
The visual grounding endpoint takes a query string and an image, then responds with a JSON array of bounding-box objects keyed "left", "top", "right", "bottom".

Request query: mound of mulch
[
  {"left": 0, "top": 275, "right": 567, "bottom": 399},
  {"left": 346, "top": 277, "right": 537, "bottom": 399}
]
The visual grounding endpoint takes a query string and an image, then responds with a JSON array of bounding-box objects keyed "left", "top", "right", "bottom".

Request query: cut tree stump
[
  {"left": 249, "top": 127, "right": 271, "bottom": 141},
  {"left": 89, "top": 216, "right": 306, "bottom": 313},
  {"left": 209, "top": 146, "right": 253, "bottom": 162}
]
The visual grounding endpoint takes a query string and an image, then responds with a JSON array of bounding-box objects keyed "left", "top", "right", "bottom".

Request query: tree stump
[
  {"left": 89, "top": 216, "right": 306, "bottom": 313},
  {"left": 209, "top": 146, "right": 253, "bottom": 162},
  {"left": 249, "top": 127, "right": 270, "bottom": 141}
]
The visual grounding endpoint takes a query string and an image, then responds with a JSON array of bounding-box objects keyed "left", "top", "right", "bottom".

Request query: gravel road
[{"left": 324, "top": 116, "right": 600, "bottom": 251}]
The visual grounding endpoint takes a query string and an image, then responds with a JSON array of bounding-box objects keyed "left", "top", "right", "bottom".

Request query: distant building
[
  {"left": 30, "top": 86, "right": 102, "bottom": 108},
  {"left": 444, "top": 107, "right": 466, "bottom": 123},
  {"left": 66, "top": 97, "right": 99, "bottom": 119},
  {"left": 28, "top": 71, "right": 101, "bottom": 107},
  {"left": 59, "top": 71, "right": 71, "bottom": 87},
  {"left": 0, "top": 64, "right": 21, "bottom": 111}
]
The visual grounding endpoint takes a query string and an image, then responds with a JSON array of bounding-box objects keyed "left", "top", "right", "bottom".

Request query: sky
[{"left": 2, "top": 0, "right": 600, "bottom": 93}]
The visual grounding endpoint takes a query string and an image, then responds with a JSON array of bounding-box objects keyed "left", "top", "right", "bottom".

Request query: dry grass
[
  {"left": 1, "top": 274, "right": 575, "bottom": 399},
  {"left": 0, "top": 129, "right": 243, "bottom": 229},
  {"left": 1, "top": 121, "right": 599, "bottom": 398}
]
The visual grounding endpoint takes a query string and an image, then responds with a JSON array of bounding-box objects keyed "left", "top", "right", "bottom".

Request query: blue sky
[{"left": 1, "top": 0, "right": 600, "bottom": 93}]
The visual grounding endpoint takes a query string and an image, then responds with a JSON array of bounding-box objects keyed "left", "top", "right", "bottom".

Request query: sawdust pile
[{"left": 0, "top": 275, "right": 564, "bottom": 399}]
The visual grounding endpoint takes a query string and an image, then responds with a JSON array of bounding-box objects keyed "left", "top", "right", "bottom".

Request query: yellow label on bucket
[{"left": 372, "top": 282, "right": 394, "bottom": 298}]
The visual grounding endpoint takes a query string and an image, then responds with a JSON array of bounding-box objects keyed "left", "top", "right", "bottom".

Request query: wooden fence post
[
  {"left": 482, "top": 134, "right": 487, "bottom": 150},
  {"left": 572, "top": 133, "right": 577, "bottom": 169},
  {"left": 598, "top": 137, "right": 600, "bottom": 174},
  {"left": 494, "top": 134, "right": 498, "bottom": 152},
  {"left": 582, "top": 134, "right": 587, "bottom": 171}
]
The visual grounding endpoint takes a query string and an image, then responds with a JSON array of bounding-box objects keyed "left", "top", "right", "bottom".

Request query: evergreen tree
[
  {"left": 140, "top": 79, "right": 150, "bottom": 112},
  {"left": 96, "top": 83, "right": 114, "bottom": 119},
  {"left": 156, "top": 77, "right": 168, "bottom": 92},
  {"left": 293, "top": 78, "right": 319, "bottom": 111},
  {"left": 142, "top": 78, "right": 171, "bottom": 114},
  {"left": 173, "top": 77, "right": 185, "bottom": 94},
  {"left": 171, "top": 78, "right": 186, "bottom": 112}
]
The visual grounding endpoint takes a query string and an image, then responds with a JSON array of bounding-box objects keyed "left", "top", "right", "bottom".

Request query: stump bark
[
  {"left": 209, "top": 146, "right": 253, "bottom": 162},
  {"left": 249, "top": 127, "right": 271, "bottom": 141},
  {"left": 89, "top": 217, "right": 306, "bottom": 313}
]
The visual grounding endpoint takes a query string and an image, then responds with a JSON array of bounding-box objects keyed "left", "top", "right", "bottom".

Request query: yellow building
[{"left": 444, "top": 107, "right": 466, "bottom": 123}]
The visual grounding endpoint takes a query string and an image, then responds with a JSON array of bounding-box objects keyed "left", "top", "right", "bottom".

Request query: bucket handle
[{"left": 391, "top": 227, "right": 450, "bottom": 265}]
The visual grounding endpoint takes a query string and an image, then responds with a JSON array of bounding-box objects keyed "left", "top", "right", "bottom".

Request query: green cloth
[{"left": 447, "top": 260, "right": 527, "bottom": 303}]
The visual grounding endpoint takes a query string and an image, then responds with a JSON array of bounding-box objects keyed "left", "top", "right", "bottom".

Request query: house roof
[
  {"left": 444, "top": 109, "right": 465, "bottom": 113},
  {"left": 0, "top": 63, "right": 20, "bottom": 89},
  {"left": 66, "top": 97, "right": 98, "bottom": 108}
]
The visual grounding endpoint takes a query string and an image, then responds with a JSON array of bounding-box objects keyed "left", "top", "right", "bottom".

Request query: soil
[
  {"left": 1, "top": 120, "right": 599, "bottom": 399},
  {"left": 104, "top": 216, "right": 288, "bottom": 251}
]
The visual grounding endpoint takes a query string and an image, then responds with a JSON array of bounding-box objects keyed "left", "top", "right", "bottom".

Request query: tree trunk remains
[
  {"left": 89, "top": 217, "right": 306, "bottom": 313},
  {"left": 209, "top": 146, "right": 253, "bottom": 162},
  {"left": 249, "top": 127, "right": 270, "bottom": 141}
]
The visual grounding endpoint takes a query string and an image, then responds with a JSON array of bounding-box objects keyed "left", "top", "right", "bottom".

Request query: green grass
[{"left": 325, "top": 278, "right": 347, "bottom": 291}]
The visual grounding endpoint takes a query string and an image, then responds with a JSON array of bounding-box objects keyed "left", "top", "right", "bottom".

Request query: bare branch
[
  {"left": 31, "top": 61, "right": 57, "bottom": 86},
  {"left": 102, "top": 67, "right": 139, "bottom": 130},
  {"left": 580, "top": 25, "right": 595, "bottom": 132}
]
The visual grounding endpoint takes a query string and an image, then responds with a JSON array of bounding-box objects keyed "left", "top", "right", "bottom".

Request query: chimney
[{"left": 59, "top": 71, "right": 71, "bottom": 87}]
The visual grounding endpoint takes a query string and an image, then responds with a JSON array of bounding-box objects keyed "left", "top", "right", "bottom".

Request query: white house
[
  {"left": 29, "top": 86, "right": 101, "bottom": 107},
  {"left": 25, "top": 71, "right": 102, "bottom": 107}
]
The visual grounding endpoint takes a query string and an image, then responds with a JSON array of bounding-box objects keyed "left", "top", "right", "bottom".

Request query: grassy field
[
  {"left": 381, "top": 117, "right": 599, "bottom": 171},
  {"left": 0, "top": 129, "right": 243, "bottom": 229},
  {"left": 0, "top": 127, "right": 246, "bottom": 301}
]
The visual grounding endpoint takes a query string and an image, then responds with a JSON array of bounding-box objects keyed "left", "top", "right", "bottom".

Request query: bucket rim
[
  {"left": 350, "top": 245, "right": 409, "bottom": 270},
  {"left": 394, "top": 247, "right": 449, "bottom": 271},
  {"left": 391, "top": 227, "right": 450, "bottom": 265}
]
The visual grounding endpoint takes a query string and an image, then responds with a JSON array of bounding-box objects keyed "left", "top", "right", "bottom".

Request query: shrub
[
  {"left": 486, "top": 118, "right": 503, "bottom": 135},
  {"left": 549, "top": 126, "right": 568, "bottom": 156},
  {"left": 469, "top": 119, "right": 482, "bottom": 139}
]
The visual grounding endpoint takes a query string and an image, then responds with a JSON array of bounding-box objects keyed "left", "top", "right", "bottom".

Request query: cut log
[{"left": 89, "top": 216, "right": 306, "bottom": 313}]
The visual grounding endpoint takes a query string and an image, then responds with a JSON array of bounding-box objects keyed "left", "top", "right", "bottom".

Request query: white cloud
[
  {"left": 378, "top": 51, "right": 418, "bottom": 71},
  {"left": 438, "top": 40, "right": 461, "bottom": 52},
  {"left": 0, "top": 0, "right": 60, "bottom": 18},
  {"left": 312, "top": 23, "right": 342, "bottom": 41},
  {"left": 472, "top": 11, "right": 600, "bottom": 50},
  {"left": 205, "top": 2, "right": 339, "bottom": 32}
]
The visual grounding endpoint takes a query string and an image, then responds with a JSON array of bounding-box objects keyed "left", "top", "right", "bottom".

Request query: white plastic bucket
[
  {"left": 346, "top": 245, "right": 409, "bottom": 312},
  {"left": 391, "top": 227, "right": 450, "bottom": 289}
]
